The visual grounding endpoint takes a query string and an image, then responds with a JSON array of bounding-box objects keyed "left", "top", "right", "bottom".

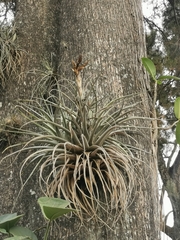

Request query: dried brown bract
[{"left": 72, "top": 55, "right": 88, "bottom": 76}]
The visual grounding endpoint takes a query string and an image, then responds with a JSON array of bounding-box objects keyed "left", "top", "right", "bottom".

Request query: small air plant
[
  {"left": 0, "top": 25, "right": 22, "bottom": 89},
  {"left": 0, "top": 115, "right": 22, "bottom": 151},
  {"left": 2, "top": 56, "right": 144, "bottom": 226}
]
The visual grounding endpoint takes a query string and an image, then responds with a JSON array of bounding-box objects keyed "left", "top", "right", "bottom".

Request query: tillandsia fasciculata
[{"left": 1, "top": 56, "right": 148, "bottom": 227}]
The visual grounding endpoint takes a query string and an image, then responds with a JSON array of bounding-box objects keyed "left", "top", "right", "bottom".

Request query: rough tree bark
[{"left": 0, "top": 0, "right": 160, "bottom": 239}]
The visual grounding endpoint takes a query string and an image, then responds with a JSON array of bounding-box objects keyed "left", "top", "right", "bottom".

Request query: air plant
[
  {"left": 0, "top": 25, "right": 22, "bottom": 89},
  {"left": 0, "top": 115, "right": 22, "bottom": 150},
  {"left": 2, "top": 57, "right": 146, "bottom": 226}
]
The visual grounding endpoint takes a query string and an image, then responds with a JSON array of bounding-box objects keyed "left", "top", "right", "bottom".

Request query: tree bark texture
[{"left": 0, "top": 0, "right": 160, "bottom": 239}]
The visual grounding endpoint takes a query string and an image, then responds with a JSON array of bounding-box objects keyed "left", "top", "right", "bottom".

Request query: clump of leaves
[
  {"left": 0, "top": 25, "right": 22, "bottom": 89},
  {"left": 2, "top": 75, "right": 145, "bottom": 225},
  {"left": 0, "top": 197, "right": 75, "bottom": 240}
]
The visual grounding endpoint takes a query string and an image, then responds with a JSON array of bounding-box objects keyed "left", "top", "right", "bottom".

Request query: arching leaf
[
  {"left": 141, "top": 57, "right": 156, "bottom": 80},
  {"left": 157, "top": 75, "right": 180, "bottom": 81}
]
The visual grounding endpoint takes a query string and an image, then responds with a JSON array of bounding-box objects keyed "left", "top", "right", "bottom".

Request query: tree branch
[
  {"left": 143, "top": 17, "right": 167, "bottom": 39},
  {"left": 157, "top": 144, "right": 171, "bottom": 186},
  {"left": 169, "top": 150, "right": 180, "bottom": 177},
  {"left": 164, "top": 225, "right": 174, "bottom": 239}
]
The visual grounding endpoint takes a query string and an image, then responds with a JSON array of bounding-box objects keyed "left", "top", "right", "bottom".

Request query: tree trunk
[{"left": 0, "top": 0, "right": 160, "bottom": 239}]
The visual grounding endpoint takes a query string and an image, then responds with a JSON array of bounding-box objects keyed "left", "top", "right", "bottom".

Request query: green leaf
[
  {"left": 174, "top": 97, "right": 180, "bottom": 119},
  {"left": 141, "top": 57, "right": 156, "bottom": 80},
  {"left": 157, "top": 75, "right": 180, "bottom": 81},
  {"left": 9, "top": 226, "right": 38, "bottom": 240},
  {"left": 38, "top": 197, "right": 75, "bottom": 221},
  {"left": 4, "top": 237, "right": 29, "bottom": 240},
  {"left": 0, "top": 213, "right": 24, "bottom": 232},
  {"left": 156, "top": 79, "right": 163, "bottom": 85},
  {"left": 0, "top": 228, "right": 8, "bottom": 234},
  {"left": 176, "top": 121, "right": 180, "bottom": 144}
]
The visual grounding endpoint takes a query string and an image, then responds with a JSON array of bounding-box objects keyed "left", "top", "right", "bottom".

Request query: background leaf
[
  {"left": 174, "top": 97, "right": 180, "bottom": 119},
  {"left": 5, "top": 237, "right": 29, "bottom": 240},
  {"left": 9, "top": 226, "right": 38, "bottom": 240},
  {"left": 0, "top": 228, "right": 8, "bottom": 234},
  {"left": 0, "top": 213, "right": 24, "bottom": 232},
  {"left": 157, "top": 75, "right": 180, "bottom": 81},
  {"left": 176, "top": 121, "right": 180, "bottom": 144},
  {"left": 141, "top": 57, "right": 156, "bottom": 80}
]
